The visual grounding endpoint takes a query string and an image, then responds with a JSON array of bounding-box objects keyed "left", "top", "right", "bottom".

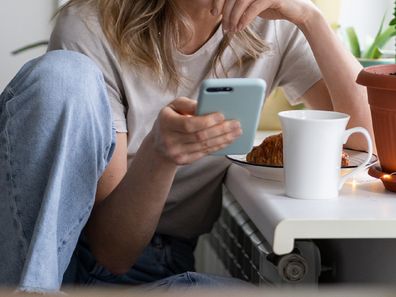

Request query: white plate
[{"left": 226, "top": 149, "right": 378, "bottom": 181}]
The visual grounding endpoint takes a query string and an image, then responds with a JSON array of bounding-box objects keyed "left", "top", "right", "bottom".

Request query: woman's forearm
[
  {"left": 84, "top": 97, "right": 241, "bottom": 274},
  {"left": 299, "top": 9, "right": 374, "bottom": 149},
  {"left": 85, "top": 132, "right": 177, "bottom": 274}
]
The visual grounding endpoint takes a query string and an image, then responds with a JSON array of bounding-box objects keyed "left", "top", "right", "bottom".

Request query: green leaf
[
  {"left": 363, "top": 11, "right": 396, "bottom": 59},
  {"left": 371, "top": 47, "right": 383, "bottom": 59},
  {"left": 11, "top": 41, "right": 49, "bottom": 55},
  {"left": 363, "top": 14, "right": 387, "bottom": 59},
  {"left": 363, "top": 26, "right": 396, "bottom": 59},
  {"left": 377, "top": 26, "right": 396, "bottom": 47},
  {"left": 345, "top": 27, "right": 361, "bottom": 58}
]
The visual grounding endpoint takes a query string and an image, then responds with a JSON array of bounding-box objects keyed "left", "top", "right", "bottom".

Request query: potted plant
[
  {"left": 345, "top": 14, "right": 396, "bottom": 67},
  {"left": 356, "top": 2, "right": 396, "bottom": 192}
]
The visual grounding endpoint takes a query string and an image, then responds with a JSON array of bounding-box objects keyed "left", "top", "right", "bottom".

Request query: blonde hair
[{"left": 62, "top": 0, "right": 268, "bottom": 89}]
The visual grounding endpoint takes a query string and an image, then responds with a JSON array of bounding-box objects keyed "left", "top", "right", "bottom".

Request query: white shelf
[{"left": 225, "top": 132, "right": 396, "bottom": 255}]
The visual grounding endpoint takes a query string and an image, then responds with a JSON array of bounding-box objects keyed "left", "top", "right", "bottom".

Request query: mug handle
[{"left": 339, "top": 127, "right": 373, "bottom": 190}]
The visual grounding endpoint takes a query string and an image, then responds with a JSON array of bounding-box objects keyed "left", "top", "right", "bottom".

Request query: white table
[{"left": 225, "top": 132, "right": 396, "bottom": 256}]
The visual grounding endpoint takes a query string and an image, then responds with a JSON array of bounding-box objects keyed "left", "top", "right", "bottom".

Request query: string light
[{"left": 381, "top": 172, "right": 396, "bottom": 180}]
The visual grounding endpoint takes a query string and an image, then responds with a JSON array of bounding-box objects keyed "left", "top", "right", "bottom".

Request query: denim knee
[
  {"left": 0, "top": 50, "right": 115, "bottom": 292},
  {"left": 6, "top": 50, "right": 109, "bottom": 117}
]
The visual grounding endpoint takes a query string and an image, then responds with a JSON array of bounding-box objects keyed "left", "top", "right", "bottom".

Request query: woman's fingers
[
  {"left": 184, "top": 120, "right": 241, "bottom": 144},
  {"left": 217, "top": 0, "right": 315, "bottom": 32},
  {"left": 162, "top": 116, "right": 241, "bottom": 149},
  {"left": 165, "top": 99, "right": 225, "bottom": 134},
  {"left": 167, "top": 97, "right": 197, "bottom": 115},
  {"left": 214, "top": 0, "right": 263, "bottom": 32},
  {"left": 175, "top": 123, "right": 242, "bottom": 153},
  {"left": 238, "top": 0, "right": 273, "bottom": 31},
  {"left": 173, "top": 144, "right": 227, "bottom": 165},
  {"left": 221, "top": 0, "right": 236, "bottom": 32},
  {"left": 170, "top": 110, "right": 225, "bottom": 134},
  {"left": 228, "top": 0, "right": 256, "bottom": 32},
  {"left": 219, "top": 0, "right": 277, "bottom": 32},
  {"left": 187, "top": 128, "right": 242, "bottom": 153},
  {"left": 155, "top": 97, "right": 243, "bottom": 165},
  {"left": 168, "top": 129, "right": 243, "bottom": 165},
  {"left": 211, "top": 0, "right": 226, "bottom": 16}
]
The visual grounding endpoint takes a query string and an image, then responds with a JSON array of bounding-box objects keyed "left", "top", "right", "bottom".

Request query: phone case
[{"left": 197, "top": 78, "right": 267, "bottom": 155}]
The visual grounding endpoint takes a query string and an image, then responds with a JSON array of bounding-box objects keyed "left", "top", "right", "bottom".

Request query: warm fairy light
[{"left": 381, "top": 172, "right": 396, "bottom": 180}]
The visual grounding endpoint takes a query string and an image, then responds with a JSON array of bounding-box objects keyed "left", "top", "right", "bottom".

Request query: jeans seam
[
  {"left": 104, "top": 126, "right": 117, "bottom": 165},
  {"left": 1, "top": 87, "right": 14, "bottom": 112},
  {"left": 5, "top": 86, "right": 15, "bottom": 97},
  {"left": 57, "top": 205, "right": 93, "bottom": 254},
  {"left": 185, "top": 272, "right": 197, "bottom": 287},
  {"left": 4, "top": 104, "right": 29, "bottom": 260}
]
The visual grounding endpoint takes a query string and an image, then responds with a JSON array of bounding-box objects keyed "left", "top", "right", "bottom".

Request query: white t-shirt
[{"left": 48, "top": 4, "right": 322, "bottom": 239}]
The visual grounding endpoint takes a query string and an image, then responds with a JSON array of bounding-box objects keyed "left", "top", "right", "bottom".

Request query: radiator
[{"left": 196, "top": 187, "right": 322, "bottom": 286}]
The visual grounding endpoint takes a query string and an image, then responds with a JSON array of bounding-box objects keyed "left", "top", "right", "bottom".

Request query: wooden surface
[{"left": 4, "top": 287, "right": 396, "bottom": 297}]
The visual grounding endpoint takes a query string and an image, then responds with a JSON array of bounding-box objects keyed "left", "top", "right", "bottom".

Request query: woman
[{"left": 0, "top": 0, "right": 373, "bottom": 292}]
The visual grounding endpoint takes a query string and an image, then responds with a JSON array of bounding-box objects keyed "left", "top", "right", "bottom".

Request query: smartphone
[{"left": 196, "top": 78, "right": 267, "bottom": 155}]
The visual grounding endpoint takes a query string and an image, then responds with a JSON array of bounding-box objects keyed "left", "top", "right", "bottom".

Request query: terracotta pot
[{"left": 357, "top": 64, "right": 396, "bottom": 177}]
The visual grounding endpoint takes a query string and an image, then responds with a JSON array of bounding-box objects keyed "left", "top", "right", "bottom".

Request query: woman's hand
[
  {"left": 151, "top": 97, "right": 242, "bottom": 165},
  {"left": 211, "top": 0, "right": 320, "bottom": 32}
]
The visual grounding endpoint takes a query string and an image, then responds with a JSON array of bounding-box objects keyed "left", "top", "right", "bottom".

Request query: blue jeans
[
  {"left": 65, "top": 234, "right": 247, "bottom": 290},
  {"left": 0, "top": 50, "right": 248, "bottom": 292},
  {"left": 65, "top": 234, "right": 197, "bottom": 286}
]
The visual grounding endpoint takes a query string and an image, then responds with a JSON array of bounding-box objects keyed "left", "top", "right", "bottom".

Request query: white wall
[
  {"left": 339, "top": 0, "right": 395, "bottom": 51},
  {"left": 0, "top": 0, "right": 58, "bottom": 90},
  {"left": 1, "top": 0, "right": 395, "bottom": 90}
]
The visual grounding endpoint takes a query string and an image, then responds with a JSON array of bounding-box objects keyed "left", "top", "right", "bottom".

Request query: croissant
[
  {"left": 341, "top": 151, "right": 350, "bottom": 167},
  {"left": 247, "top": 133, "right": 283, "bottom": 166},
  {"left": 247, "top": 133, "right": 350, "bottom": 167}
]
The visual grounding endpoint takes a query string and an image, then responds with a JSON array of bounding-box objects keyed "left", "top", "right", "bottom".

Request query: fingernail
[
  {"left": 215, "top": 113, "right": 225, "bottom": 123},
  {"left": 232, "top": 121, "right": 241, "bottom": 129},
  {"left": 210, "top": 8, "right": 218, "bottom": 16},
  {"left": 233, "top": 128, "right": 243, "bottom": 137},
  {"left": 237, "top": 24, "right": 244, "bottom": 32},
  {"left": 222, "top": 22, "right": 228, "bottom": 33}
]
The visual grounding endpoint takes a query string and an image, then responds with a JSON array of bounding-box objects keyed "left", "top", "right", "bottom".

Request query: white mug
[{"left": 279, "top": 110, "right": 373, "bottom": 200}]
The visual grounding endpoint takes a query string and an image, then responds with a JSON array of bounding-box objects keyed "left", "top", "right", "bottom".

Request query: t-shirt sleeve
[
  {"left": 273, "top": 21, "right": 322, "bottom": 105},
  {"left": 48, "top": 6, "right": 128, "bottom": 132}
]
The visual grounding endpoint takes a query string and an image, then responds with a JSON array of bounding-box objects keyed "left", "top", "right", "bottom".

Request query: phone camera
[{"left": 206, "top": 87, "right": 233, "bottom": 93}]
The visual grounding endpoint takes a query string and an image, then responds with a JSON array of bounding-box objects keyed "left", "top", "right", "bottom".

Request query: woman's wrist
[
  {"left": 298, "top": 5, "right": 327, "bottom": 35},
  {"left": 142, "top": 131, "right": 179, "bottom": 170}
]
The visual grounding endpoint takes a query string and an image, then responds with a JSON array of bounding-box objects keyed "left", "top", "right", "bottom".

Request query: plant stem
[{"left": 11, "top": 41, "right": 49, "bottom": 55}]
